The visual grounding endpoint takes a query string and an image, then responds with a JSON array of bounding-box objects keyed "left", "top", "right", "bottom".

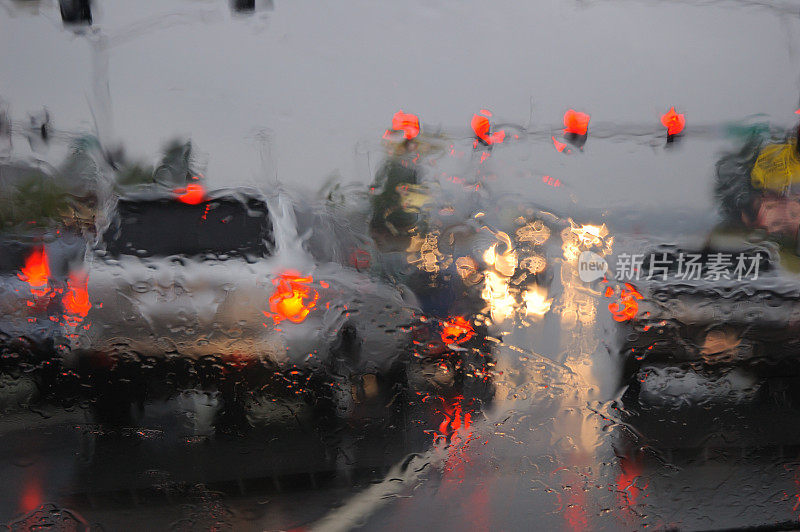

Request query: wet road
[
  {"left": 3, "top": 221, "right": 800, "bottom": 531},
  {"left": 4, "top": 0, "right": 800, "bottom": 530}
]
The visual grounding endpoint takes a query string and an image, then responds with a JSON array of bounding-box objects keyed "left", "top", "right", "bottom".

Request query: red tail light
[
  {"left": 551, "top": 136, "right": 568, "bottom": 153},
  {"left": 173, "top": 183, "right": 206, "bottom": 205},
  {"left": 267, "top": 273, "right": 319, "bottom": 324}
]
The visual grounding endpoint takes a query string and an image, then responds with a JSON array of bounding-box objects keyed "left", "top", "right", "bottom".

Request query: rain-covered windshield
[
  {"left": 8, "top": 1, "right": 800, "bottom": 530},
  {"left": 102, "top": 197, "right": 273, "bottom": 258}
]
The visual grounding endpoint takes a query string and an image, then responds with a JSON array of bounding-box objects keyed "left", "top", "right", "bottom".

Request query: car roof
[{"left": 114, "top": 184, "right": 269, "bottom": 204}]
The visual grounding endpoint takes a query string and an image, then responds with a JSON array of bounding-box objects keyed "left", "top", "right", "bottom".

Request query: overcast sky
[{"left": 2, "top": 0, "right": 799, "bottom": 228}]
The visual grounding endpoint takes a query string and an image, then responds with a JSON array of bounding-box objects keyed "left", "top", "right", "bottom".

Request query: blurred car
[
  {"left": 715, "top": 125, "right": 800, "bottom": 255},
  {"left": 63, "top": 185, "right": 434, "bottom": 417},
  {"left": 63, "top": 185, "right": 499, "bottom": 422},
  {"left": 614, "top": 125, "right": 800, "bottom": 405},
  {"left": 609, "top": 240, "right": 800, "bottom": 403}
]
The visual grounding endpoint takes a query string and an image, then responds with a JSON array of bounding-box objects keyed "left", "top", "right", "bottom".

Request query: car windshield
[{"left": 103, "top": 197, "right": 273, "bottom": 258}]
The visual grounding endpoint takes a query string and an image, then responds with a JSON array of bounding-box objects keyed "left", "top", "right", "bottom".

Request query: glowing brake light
[
  {"left": 18, "top": 246, "right": 50, "bottom": 295},
  {"left": 660, "top": 107, "right": 686, "bottom": 136},
  {"left": 563, "top": 109, "right": 590, "bottom": 136},
  {"left": 267, "top": 273, "right": 319, "bottom": 324},
  {"left": 440, "top": 316, "right": 476, "bottom": 345},
  {"left": 607, "top": 283, "right": 642, "bottom": 322},
  {"left": 173, "top": 183, "right": 206, "bottom": 205}
]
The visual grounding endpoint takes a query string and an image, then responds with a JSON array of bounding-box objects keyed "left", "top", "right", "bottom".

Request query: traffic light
[
  {"left": 230, "top": 0, "right": 274, "bottom": 15},
  {"left": 59, "top": 0, "right": 91, "bottom": 26},
  {"left": 231, "top": 0, "right": 255, "bottom": 13}
]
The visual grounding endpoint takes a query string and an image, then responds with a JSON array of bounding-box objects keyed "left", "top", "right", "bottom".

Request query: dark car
[{"left": 610, "top": 238, "right": 800, "bottom": 404}]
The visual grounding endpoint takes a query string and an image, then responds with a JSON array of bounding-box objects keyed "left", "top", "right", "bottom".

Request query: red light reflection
[
  {"left": 434, "top": 395, "right": 473, "bottom": 444},
  {"left": 542, "top": 175, "right": 562, "bottom": 187},
  {"left": 19, "top": 473, "right": 43, "bottom": 514},
  {"left": 607, "top": 283, "right": 642, "bottom": 322},
  {"left": 616, "top": 456, "right": 644, "bottom": 511},
  {"left": 551, "top": 466, "right": 588, "bottom": 532},
  {"left": 63, "top": 271, "right": 91, "bottom": 324}
]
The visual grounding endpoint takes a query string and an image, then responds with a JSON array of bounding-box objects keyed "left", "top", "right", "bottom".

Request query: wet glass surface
[{"left": 3, "top": 1, "right": 800, "bottom": 530}]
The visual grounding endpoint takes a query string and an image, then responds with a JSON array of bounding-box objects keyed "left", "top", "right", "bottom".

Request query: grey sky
[{"left": 1, "top": 0, "right": 798, "bottom": 221}]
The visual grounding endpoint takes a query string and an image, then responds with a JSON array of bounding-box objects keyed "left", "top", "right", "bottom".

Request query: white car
[{"left": 66, "top": 186, "right": 426, "bottom": 417}]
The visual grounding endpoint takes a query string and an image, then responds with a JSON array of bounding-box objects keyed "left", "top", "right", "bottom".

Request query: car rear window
[{"left": 103, "top": 197, "right": 273, "bottom": 258}]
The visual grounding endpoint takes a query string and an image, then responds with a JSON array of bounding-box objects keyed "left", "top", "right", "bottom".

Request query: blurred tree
[
  {"left": 153, "top": 139, "right": 196, "bottom": 187},
  {"left": 0, "top": 169, "right": 71, "bottom": 231}
]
